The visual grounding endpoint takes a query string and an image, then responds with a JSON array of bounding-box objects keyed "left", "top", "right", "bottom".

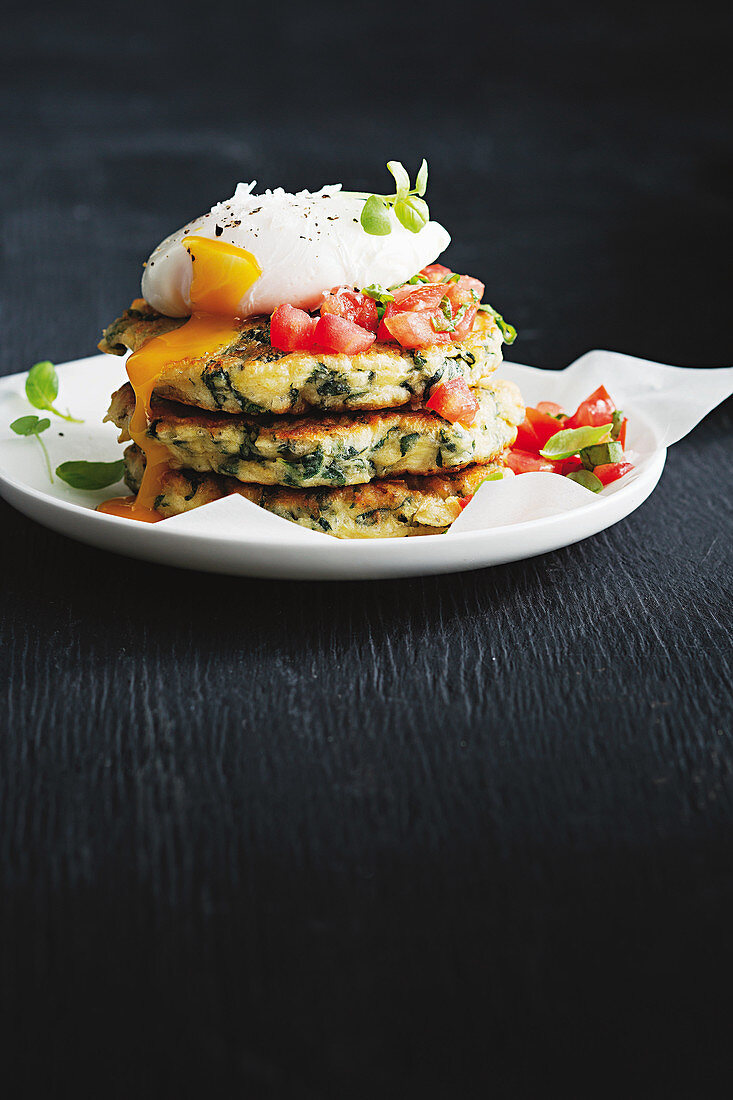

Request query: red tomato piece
[
  {"left": 270, "top": 304, "right": 317, "bottom": 352},
  {"left": 514, "top": 415, "right": 542, "bottom": 452},
  {"left": 564, "top": 385, "right": 616, "bottom": 429},
  {"left": 320, "top": 287, "right": 378, "bottom": 333},
  {"left": 450, "top": 305, "right": 478, "bottom": 342},
  {"left": 505, "top": 450, "right": 561, "bottom": 474},
  {"left": 312, "top": 313, "right": 376, "bottom": 354},
  {"left": 526, "top": 407, "right": 566, "bottom": 448},
  {"left": 391, "top": 283, "right": 448, "bottom": 310},
  {"left": 560, "top": 456, "right": 584, "bottom": 475},
  {"left": 420, "top": 263, "right": 454, "bottom": 282},
  {"left": 380, "top": 277, "right": 485, "bottom": 347},
  {"left": 617, "top": 418, "right": 628, "bottom": 448},
  {"left": 376, "top": 304, "right": 395, "bottom": 343},
  {"left": 458, "top": 494, "right": 473, "bottom": 510},
  {"left": 592, "top": 461, "right": 634, "bottom": 485},
  {"left": 445, "top": 275, "right": 485, "bottom": 307},
  {"left": 536, "top": 401, "right": 565, "bottom": 418},
  {"left": 424, "top": 378, "right": 480, "bottom": 425},
  {"left": 382, "top": 309, "right": 451, "bottom": 348}
]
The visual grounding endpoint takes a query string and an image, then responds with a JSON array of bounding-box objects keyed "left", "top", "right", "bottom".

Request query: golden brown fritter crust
[
  {"left": 106, "top": 378, "right": 523, "bottom": 488},
  {"left": 122, "top": 444, "right": 512, "bottom": 538},
  {"left": 98, "top": 298, "right": 184, "bottom": 353},
  {"left": 98, "top": 300, "right": 505, "bottom": 416}
]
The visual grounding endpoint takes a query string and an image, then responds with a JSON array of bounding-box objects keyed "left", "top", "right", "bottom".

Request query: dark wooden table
[{"left": 2, "top": 3, "right": 731, "bottom": 1095}]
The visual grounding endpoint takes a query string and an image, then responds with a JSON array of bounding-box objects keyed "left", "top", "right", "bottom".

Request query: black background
[{"left": 1, "top": 1, "right": 732, "bottom": 1095}]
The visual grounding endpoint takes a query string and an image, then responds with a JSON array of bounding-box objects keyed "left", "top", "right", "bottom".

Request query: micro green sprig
[
  {"left": 25, "top": 360, "right": 83, "bottom": 422},
  {"left": 353, "top": 160, "right": 430, "bottom": 236},
  {"left": 10, "top": 415, "right": 52, "bottom": 481}
]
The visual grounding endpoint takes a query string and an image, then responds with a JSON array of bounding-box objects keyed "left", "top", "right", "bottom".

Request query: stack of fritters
[{"left": 99, "top": 299, "right": 524, "bottom": 537}]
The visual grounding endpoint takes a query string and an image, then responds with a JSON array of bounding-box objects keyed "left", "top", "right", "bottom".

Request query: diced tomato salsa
[
  {"left": 502, "top": 385, "right": 635, "bottom": 493},
  {"left": 269, "top": 266, "right": 510, "bottom": 355}
]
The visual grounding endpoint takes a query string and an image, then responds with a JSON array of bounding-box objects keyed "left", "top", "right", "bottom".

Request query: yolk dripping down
[{"left": 98, "top": 237, "right": 261, "bottom": 521}]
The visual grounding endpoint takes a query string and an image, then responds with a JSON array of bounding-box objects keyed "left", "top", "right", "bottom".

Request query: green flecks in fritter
[{"left": 400, "top": 432, "right": 420, "bottom": 457}]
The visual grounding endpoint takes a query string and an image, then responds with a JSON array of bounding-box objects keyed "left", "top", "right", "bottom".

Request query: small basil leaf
[
  {"left": 394, "top": 196, "right": 429, "bottom": 233},
  {"left": 386, "top": 160, "right": 410, "bottom": 198},
  {"left": 540, "top": 423, "right": 614, "bottom": 460},
  {"left": 415, "top": 158, "right": 428, "bottom": 197},
  {"left": 360, "top": 195, "right": 392, "bottom": 236},
  {"left": 25, "top": 360, "right": 58, "bottom": 410},
  {"left": 566, "top": 470, "right": 604, "bottom": 492},
  {"left": 56, "top": 459, "right": 125, "bottom": 490}
]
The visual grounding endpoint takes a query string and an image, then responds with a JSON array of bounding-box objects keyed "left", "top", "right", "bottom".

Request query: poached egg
[{"left": 141, "top": 182, "right": 451, "bottom": 318}]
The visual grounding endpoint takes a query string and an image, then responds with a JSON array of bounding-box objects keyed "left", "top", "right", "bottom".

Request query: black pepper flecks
[{"left": 215, "top": 224, "right": 223, "bottom": 237}]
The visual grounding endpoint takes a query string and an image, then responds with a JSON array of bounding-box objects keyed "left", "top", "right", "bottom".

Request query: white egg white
[{"left": 141, "top": 183, "right": 451, "bottom": 318}]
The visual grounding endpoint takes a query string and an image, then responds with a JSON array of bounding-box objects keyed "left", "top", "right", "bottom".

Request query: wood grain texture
[{"left": 1, "top": 2, "right": 732, "bottom": 1096}]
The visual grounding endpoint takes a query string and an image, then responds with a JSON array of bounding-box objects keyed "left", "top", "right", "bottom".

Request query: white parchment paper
[{"left": 449, "top": 351, "right": 732, "bottom": 535}]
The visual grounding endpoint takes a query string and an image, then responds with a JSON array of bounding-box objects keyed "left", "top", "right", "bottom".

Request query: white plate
[{"left": 0, "top": 354, "right": 666, "bottom": 580}]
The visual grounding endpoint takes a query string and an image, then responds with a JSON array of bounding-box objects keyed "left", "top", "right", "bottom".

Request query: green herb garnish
[
  {"left": 566, "top": 470, "right": 604, "bottom": 493},
  {"left": 430, "top": 296, "right": 469, "bottom": 334},
  {"left": 56, "top": 459, "right": 125, "bottom": 490},
  {"left": 10, "top": 415, "right": 52, "bottom": 480},
  {"left": 431, "top": 296, "right": 456, "bottom": 333},
  {"left": 540, "top": 423, "right": 614, "bottom": 461},
  {"left": 361, "top": 284, "right": 395, "bottom": 320},
  {"left": 477, "top": 304, "right": 517, "bottom": 345},
  {"left": 25, "top": 361, "right": 83, "bottom": 422},
  {"left": 354, "top": 160, "right": 431, "bottom": 236}
]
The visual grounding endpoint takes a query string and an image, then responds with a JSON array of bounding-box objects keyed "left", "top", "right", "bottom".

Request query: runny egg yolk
[{"left": 98, "top": 237, "right": 261, "bottom": 522}]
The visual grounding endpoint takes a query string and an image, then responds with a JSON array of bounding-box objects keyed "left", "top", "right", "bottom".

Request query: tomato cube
[
  {"left": 564, "top": 385, "right": 616, "bottom": 429},
  {"left": 312, "top": 313, "right": 376, "bottom": 355},
  {"left": 535, "top": 401, "right": 565, "bottom": 418},
  {"left": 320, "top": 287, "right": 378, "bottom": 333},
  {"left": 420, "top": 264, "right": 454, "bottom": 282},
  {"left": 514, "top": 416, "right": 541, "bottom": 452},
  {"left": 504, "top": 450, "right": 562, "bottom": 474},
  {"left": 450, "top": 305, "right": 478, "bottom": 342},
  {"left": 526, "top": 407, "right": 567, "bottom": 448},
  {"left": 382, "top": 310, "right": 451, "bottom": 348},
  {"left": 424, "top": 378, "right": 480, "bottom": 426},
  {"left": 592, "top": 461, "right": 634, "bottom": 485},
  {"left": 270, "top": 304, "right": 317, "bottom": 352}
]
